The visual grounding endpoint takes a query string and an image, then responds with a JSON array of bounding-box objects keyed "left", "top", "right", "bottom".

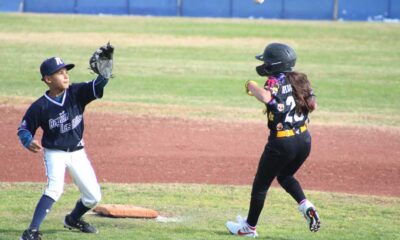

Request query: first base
[{"left": 93, "top": 204, "right": 158, "bottom": 218}]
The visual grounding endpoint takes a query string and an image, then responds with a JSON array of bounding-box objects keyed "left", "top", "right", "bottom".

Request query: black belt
[{"left": 59, "top": 146, "right": 84, "bottom": 152}]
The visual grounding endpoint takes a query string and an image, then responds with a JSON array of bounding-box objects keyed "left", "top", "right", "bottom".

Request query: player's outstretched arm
[{"left": 245, "top": 80, "right": 272, "bottom": 104}]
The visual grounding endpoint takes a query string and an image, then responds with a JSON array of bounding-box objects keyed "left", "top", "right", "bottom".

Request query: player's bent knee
[
  {"left": 44, "top": 189, "right": 63, "bottom": 202},
  {"left": 82, "top": 192, "right": 102, "bottom": 208},
  {"left": 251, "top": 190, "right": 267, "bottom": 201},
  {"left": 277, "top": 176, "right": 295, "bottom": 186}
]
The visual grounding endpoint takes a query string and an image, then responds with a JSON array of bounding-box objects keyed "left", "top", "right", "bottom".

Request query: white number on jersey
[{"left": 284, "top": 96, "right": 304, "bottom": 124}]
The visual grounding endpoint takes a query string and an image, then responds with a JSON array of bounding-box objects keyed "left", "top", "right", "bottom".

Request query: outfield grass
[
  {"left": 1, "top": 13, "right": 399, "bottom": 240},
  {"left": 0, "top": 183, "right": 399, "bottom": 240},
  {"left": 0, "top": 13, "right": 399, "bottom": 127}
]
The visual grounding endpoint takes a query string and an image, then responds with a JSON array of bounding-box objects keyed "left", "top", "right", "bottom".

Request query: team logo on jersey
[
  {"left": 71, "top": 115, "right": 82, "bottom": 129},
  {"left": 277, "top": 103, "right": 285, "bottom": 112},
  {"left": 268, "top": 111, "right": 274, "bottom": 121},
  {"left": 266, "top": 77, "right": 279, "bottom": 95},
  {"left": 266, "top": 77, "right": 278, "bottom": 88},
  {"left": 49, "top": 111, "right": 83, "bottom": 134},
  {"left": 270, "top": 85, "right": 279, "bottom": 95},
  {"left": 276, "top": 123, "right": 283, "bottom": 130},
  {"left": 49, "top": 111, "right": 69, "bottom": 129}
]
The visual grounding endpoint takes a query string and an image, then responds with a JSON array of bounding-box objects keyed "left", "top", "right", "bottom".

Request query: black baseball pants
[{"left": 246, "top": 131, "right": 312, "bottom": 227}]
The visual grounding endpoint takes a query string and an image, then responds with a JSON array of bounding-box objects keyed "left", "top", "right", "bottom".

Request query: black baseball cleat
[
  {"left": 63, "top": 214, "right": 98, "bottom": 233},
  {"left": 20, "top": 228, "right": 42, "bottom": 240}
]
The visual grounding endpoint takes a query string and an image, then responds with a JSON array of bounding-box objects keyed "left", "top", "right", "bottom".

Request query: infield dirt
[{"left": 1, "top": 104, "right": 399, "bottom": 196}]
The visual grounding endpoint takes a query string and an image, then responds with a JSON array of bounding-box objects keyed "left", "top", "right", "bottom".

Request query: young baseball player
[
  {"left": 226, "top": 43, "right": 321, "bottom": 237},
  {"left": 18, "top": 43, "right": 114, "bottom": 240}
]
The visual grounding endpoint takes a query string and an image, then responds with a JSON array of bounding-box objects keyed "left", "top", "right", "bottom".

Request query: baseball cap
[{"left": 40, "top": 57, "right": 75, "bottom": 80}]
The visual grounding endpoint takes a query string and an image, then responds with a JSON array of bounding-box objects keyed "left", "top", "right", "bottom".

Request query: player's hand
[
  {"left": 28, "top": 140, "right": 42, "bottom": 153},
  {"left": 245, "top": 80, "right": 258, "bottom": 96},
  {"left": 245, "top": 80, "right": 272, "bottom": 104}
]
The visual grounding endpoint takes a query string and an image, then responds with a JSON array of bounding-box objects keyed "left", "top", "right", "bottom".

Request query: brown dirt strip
[{"left": 1, "top": 105, "right": 399, "bottom": 197}]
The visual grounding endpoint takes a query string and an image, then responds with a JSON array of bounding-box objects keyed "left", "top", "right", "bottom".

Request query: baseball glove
[{"left": 89, "top": 42, "right": 114, "bottom": 79}]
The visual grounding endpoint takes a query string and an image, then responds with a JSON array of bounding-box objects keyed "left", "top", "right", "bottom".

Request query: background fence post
[
  {"left": 177, "top": 0, "right": 182, "bottom": 16},
  {"left": 74, "top": 0, "right": 78, "bottom": 14},
  {"left": 229, "top": 0, "right": 233, "bottom": 18},
  {"left": 333, "top": 0, "right": 339, "bottom": 20},
  {"left": 18, "top": 0, "right": 24, "bottom": 12}
]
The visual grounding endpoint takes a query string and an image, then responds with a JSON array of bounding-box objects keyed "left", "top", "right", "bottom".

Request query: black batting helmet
[{"left": 255, "top": 43, "right": 297, "bottom": 76}]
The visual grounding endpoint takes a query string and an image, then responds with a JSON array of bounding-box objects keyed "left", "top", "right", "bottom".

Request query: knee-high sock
[
  {"left": 29, "top": 195, "right": 55, "bottom": 230},
  {"left": 70, "top": 199, "right": 91, "bottom": 220}
]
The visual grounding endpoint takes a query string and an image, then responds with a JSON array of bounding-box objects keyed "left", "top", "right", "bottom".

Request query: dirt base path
[{"left": 1, "top": 105, "right": 399, "bottom": 196}]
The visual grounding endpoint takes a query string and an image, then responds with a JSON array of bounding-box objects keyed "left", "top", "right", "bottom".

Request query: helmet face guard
[
  {"left": 255, "top": 43, "right": 297, "bottom": 76},
  {"left": 256, "top": 63, "right": 269, "bottom": 76}
]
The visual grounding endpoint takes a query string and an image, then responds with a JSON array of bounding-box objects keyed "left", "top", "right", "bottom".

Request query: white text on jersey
[{"left": 281, "top": 84, "right": 293, "bottom": 94}]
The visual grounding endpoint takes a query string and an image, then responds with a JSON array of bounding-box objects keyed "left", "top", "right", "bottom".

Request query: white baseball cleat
[
  {"left": 226, "top": 215, "right": 258, "bottom": 238},
  {"left": 298, "top": 199, "right": 321, "bottom": 232}
]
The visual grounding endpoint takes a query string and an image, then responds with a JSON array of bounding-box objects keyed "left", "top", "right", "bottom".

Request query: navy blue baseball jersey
[
  {"left": 264, "top": 73, "right": 308, "bottom": 132},
  {"left": 18, "top": 80, "right": 103, "bottom": 152}
]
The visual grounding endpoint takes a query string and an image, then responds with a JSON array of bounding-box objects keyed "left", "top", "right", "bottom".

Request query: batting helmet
[{"left": 255, "top": 43, "right": 296, "bottom": 76}]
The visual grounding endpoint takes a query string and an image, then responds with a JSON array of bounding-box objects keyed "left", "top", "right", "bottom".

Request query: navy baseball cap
[{"left": 40, "top": 57, "right": 74, "bottom": 80}]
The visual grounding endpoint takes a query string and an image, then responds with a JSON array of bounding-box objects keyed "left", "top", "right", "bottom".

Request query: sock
[
  {"left": 70, "top": 199, "right": 91, "bottom": 220},
  {"left": 299, "top": 199, "right": 307, "bottom": 205},
  {"left": 246, "top": 222, "right": 257, "bottom": 229},
  {"left": 29, "top": 195, "right": 55, "bottom": 230}
]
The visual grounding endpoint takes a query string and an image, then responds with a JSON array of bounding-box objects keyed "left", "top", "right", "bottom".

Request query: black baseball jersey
[
  {"left": 18, "top": 80, "right": 103, "bottom": 151},
  {"left": 264, "top": 73, "right": 308, "bottom": 132}
]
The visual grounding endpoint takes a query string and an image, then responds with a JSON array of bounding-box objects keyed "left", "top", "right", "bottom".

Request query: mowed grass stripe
[{"left": 0, "top": 14, "right": 399, "bottom": 128}]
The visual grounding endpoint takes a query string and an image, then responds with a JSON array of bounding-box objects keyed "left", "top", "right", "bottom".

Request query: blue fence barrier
[
  {"left": 78, "top": 0, "right": 127, "bottom": 15},
  {"left": 129, "top": 0, "right": 177, "bottom": 16},
  {"left": 0, "top": 0, "right": 21, "bottom": 12},
  {"left": 390, "top": 0, "right": 400, "bottom": 18},
  {"left": 182, "top": 0, "right": 231, "bottom": 18},
  {"left": 0, "top": 0, "right": 399, "bottom": 21},
  {"left": 232, "top": 0, "right": 281, "bottom": 19},
  {"left": 284, "top": 0, "right": 334, "bottom": 20},
  {"left": 339, "top": 0, "right": 390, "bottom": 20},
  {"left": 23, "top": 0, "right": 75, "bottom": 14}
]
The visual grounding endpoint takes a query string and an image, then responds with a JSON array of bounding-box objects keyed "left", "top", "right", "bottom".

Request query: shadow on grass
[
  {"left": 0, "top": 228, "right": 67, "bottom": 238},
  {"left": 214, "top": 229, "right": 290, "bottom": 240}
]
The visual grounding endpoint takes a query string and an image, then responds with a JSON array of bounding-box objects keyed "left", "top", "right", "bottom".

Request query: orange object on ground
[{"left": 93, "top": 204, "right": 158, "bottom": 218}]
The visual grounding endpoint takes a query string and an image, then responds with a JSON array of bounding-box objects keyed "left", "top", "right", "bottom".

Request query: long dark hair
[{"left": 285, "top": 71, "right": 316, "bottom": 114}]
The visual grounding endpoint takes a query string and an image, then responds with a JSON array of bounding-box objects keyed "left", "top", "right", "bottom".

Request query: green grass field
[
  {"left": 0, "top": 13, "right": 399, "bottom": 126},
  {"left": 0, "top": 183, "right": 399, "bottom": 240},
  {"left": 1, "top": 13, "right": 400, "bottom": 240}
]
